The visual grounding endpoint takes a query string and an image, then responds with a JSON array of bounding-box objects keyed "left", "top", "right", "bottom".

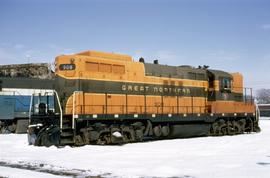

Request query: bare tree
[{"left": 256, "top": 89, "right": 270, "bottom": 104}]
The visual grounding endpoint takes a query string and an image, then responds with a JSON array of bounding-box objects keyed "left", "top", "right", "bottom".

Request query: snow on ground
[
  {"left": 0, "top": 118, "right": 270, "bottom": 178},
  {"left": 0, "top": 166, "right": 68, "bottom": 178}
]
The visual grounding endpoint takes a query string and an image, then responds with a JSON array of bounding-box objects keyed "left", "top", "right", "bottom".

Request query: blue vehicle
[
  {"left": 0, "top": 63, "right": 54, "bottom": 133},
  {"left": 0, "top": 92, "right": 30, "bottom": 133},
  {"left": 0, "top": 89, "right": 55, "bottom": 133}
]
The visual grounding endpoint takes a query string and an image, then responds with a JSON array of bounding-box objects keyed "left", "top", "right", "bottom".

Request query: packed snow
[{"left": 1, "top": 118, "right": 270, "bottom": 178}]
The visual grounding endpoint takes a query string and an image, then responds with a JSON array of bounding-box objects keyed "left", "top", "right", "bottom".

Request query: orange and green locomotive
[{"left": 28, "top": 50, "right": 260, "bottom": 146}]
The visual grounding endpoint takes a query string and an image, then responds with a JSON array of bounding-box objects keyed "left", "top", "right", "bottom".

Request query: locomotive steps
[{"left": 60, "top": 117, "right": 74, "bottom": 146}]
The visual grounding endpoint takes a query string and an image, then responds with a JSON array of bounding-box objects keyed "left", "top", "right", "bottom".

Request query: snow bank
[{"left": 1, "top": 118, "right": 270, "bottom": 178}]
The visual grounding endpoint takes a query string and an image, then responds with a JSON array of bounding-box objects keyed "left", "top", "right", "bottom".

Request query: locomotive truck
[{"left": 28, "top": 50, "right": 260, "bottom": 146}]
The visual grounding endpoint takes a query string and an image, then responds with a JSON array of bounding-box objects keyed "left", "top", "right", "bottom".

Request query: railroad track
[{"left": 0, "top": 161, "right": 104, "bottom": 178}]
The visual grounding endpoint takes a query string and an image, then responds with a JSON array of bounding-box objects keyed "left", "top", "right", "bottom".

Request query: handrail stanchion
[
  {"left": 28, "top": 94, "right": 34, "bottom": 124},
  {"left": 54, "top": 90, "right": 63, "bottom": 130},
  {"left": 72, "top": 91, "right": 82, "bottom": 129},
  {"left": 72, "top": 92, "right": 76, "bottom": 130}
]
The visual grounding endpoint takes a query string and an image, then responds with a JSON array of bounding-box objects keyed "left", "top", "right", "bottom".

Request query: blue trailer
[
  {"left": 0, "top": 94, "right": 31, "bottom": 133},
  {"left": 0, "top": 77, "right": 54, "bottom": 133},
  {"left": 0, "top": 63, "right": 54, "bottom": 133}
]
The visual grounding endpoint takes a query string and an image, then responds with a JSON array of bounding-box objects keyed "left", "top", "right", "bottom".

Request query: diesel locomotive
[{"left": 28, "top": 50, "right": 260, "bottom": 146}]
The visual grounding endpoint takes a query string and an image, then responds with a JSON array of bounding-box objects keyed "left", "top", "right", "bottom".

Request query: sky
[{"left": 0, "top": 0, "right": 270, "bottom": 90}]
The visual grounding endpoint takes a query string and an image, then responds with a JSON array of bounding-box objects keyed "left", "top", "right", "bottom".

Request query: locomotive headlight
[{"left": 70, "top": 58, "right": 75, "bottom": 63}]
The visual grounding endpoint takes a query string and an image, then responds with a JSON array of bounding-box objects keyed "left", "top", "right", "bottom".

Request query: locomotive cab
[{"left": 207, "top": 69, "right": 233, "bottom": 101}]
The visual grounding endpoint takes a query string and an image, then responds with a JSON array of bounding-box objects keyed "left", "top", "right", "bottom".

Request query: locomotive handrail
[
  {"left": 255, "top": 104, "right": 260, "bottom": 122},
  {"left": 28, "top": 90, "right": 62, "bottom": 129},
  {"left": 53, "top": 90, "right": 63, "bottom": 130},
  {"left": 28, "top": 94, "right": 34, "bottom": 122},
  {"left": 68, "top": 104, "right": 207, "bottom": 115},
  {"left": 69, "top": 103, "right": 256, "bottom": 116},
  {"left": 72, "top": 91, "right": 83, "bottom": 129}
]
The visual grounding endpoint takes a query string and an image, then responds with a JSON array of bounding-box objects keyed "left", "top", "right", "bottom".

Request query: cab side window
[{"left": 221, "top": 78, "right": 231, "bottom": 92}]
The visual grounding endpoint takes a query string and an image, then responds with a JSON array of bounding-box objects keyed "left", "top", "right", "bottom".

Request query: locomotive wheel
[
  {"left": 232, "top": 121, "right": 240, "bottom": 135},
  {"left": 161, "top": 126, "right": 170, "bottom": 137},
  {"left": 210, "top": 122, "right": 219, "bottom": 136},
  {"left": 220, "top": 126, "right": 227, "bottom": 135},
  {"left": 245, "top": 118, "right": 254, "bottom": 133},
  {"left": 74, "top": 135, "right": 83, "bottom": 146},
  {"left": 0, "top": 123, "right": 17, "bottom": 134},
  {"left": 7, "top": 123, "right": 16, "bottom": 133},
  {"left": 97, "top": 133, "right": 111, "bottom": 145},
  {"left": 218, "top": 120, "right": 227, "bottom": 136},
  {"left": 122, "top": 132, "right": 134, "bottom": 143},
  {"left": 233, "top": 121, "right": 242, "bottom": 134},
  {"left": 135, "top": 129, "right": 144, "bottom": 141},
  {"left": 254, "top": 122, "right": 261, "bottom": 132},
  {"left": 153, "top": 125, "right": 162, "bottom": 137},
  {"left": 238, "top": 119, "right": 246, "bottom": 134},
  {"left": 227, "top": 121, "right": 235, "bottom": 135}
]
